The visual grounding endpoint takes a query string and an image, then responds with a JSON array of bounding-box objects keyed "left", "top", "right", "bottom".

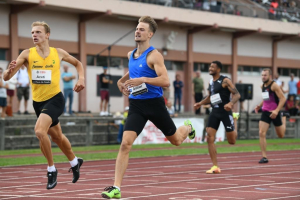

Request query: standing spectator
[
  {"left": 288, "top": 73, "right": 297, "bottom": 98},
  {"left": 173, "top": 74, "right": 183, "bottom": 113},
  {"left": 0, "top": 68, "right": 8, "bottom": 118},
  {"left": 192, "top": 71, "right": 205, "bottom": 115},
  {"left": 62, "top": 65, "right": 76, "bottom": 116},
  {"left": 6, "top": 72, "right": 17, "bottom": 117},
  {"left": 274, "top": 73, "right": 282, "bottom": 86},
  {"left": 99, "top": 66, "right": 113, "bottom": 116},
  {"left": 16, "top": 65, "right": 30, "bottom": 114},
  {"left": 296, "top": 75, "right": 300, "bottom": 97},
  {"left": 117, "top": 106, "right": 129, "bottom": 144}
]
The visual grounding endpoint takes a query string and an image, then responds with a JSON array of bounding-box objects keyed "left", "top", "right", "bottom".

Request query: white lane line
[
  {"left": 122, "top": 191, "right": 152, "bottom": 194},
  {"left": 270, "top": 186, "right": 300, "bottom": 190},
  {"left": 125, "top": 179, "right": 159, "bottom": 182},
  {"left": 121, "top": 180, "right": 300, "bottom": 199},
  {"left": 144, "top": 186, "right": 198, "bottom": 189},
  {"left": 151, "top": 176, "right": 195, "bottom": 179},
  {"left": 225, "top": 179, "right": 275, "bottom": 183},
  {"left": 185, "top": 195, "right": 245, "bottom": 199},
  {"left": 187, "top": 182, "right": 238, "bottom": 186},
  {"left": 229, "top": 189, "right": 289, "bottom": 195},
  {"left": 260, "top": 176, "right": 300, "bottom": 180},
  {"left": 259, "top": 195, "right": 300, "bottom": 200}
]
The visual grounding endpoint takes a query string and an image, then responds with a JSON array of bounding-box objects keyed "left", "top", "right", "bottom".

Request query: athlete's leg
[
  {"left": 35, "top": 114, "right": 53, "bottom": 166},
  {"left": 100, "top": 99, "right": 104, "bottom": 112},
  {"left": 259, "top": 121, "right": 270, "bottom": 158},
  {"left": 275, "top": 116, "right": 286, "bottom": 138},
  {"left": 206, "top": 127, "right": 218, "bottom": 166},
  {"left": 104, "top": 99, "right": 108, "bottom": 112},
  {"left": 114, "top": 131, "right": 137, "bottom": 187},
  {"left": 48, "top": 123, "right": 75, "bottom": 161},
  {"left": 166, "top": 125, "right": 191, "bottom": 146}
]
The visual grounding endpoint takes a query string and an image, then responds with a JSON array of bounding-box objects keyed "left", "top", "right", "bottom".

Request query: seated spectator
[
  {"left": 166, "top": 101, "right": 178, "bottom": 118},
  {"left": 286, "top": 95, "right": 298, "bottom": 116}
]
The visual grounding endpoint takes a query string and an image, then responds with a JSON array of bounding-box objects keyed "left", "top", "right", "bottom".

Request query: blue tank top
[{"left": 128, "top": 46, "right": 163, "bottom": 99}]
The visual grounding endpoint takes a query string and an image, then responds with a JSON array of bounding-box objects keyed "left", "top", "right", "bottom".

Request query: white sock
[
  {"left": 114, "top": 186, "right": 121, "bottom": 191},
  {"left": 69, "top": 157, "right": 78, "bottom": 167},
  {"left": 47, "top": 165, "right": 56, "bottom": 172}
]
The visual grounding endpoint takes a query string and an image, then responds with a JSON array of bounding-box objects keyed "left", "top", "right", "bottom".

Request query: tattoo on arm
[{"left": 223, "top": 79, "right": 240, "bottom": 105}]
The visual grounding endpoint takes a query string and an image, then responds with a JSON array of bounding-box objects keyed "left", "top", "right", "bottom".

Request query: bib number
[
  {"left": 130, "top": 83, "right": 148, "bottom": 96},
  {"left": 32, "top": 70, "right": 51, "bottom": 84},
  {"left": 262, "top": 92, "right": 269, "bottom": 101},
  {"left": 210, "top": 93, "right": 222, "bottom": 106}
]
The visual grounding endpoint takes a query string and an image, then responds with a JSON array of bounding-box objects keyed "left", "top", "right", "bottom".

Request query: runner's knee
[
  {"left": 259, "top": 130, "right": 266, "bottom": 138},
  {"left": 120, "top": 140, "right": 133, "bottom": 152},
  {"left": 207, "top": 133, "right": 215, "bottom": 143},
  {"left": 50, "top": 133, "right": 63, "bottom": 143},
  {"left": 34, "top": 128, "right": 47, "bottom": 140}
]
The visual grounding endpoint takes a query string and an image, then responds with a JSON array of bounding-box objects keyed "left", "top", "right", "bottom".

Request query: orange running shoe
[{"left": 206, "top": 166, "right": 221, "bottom": 174}]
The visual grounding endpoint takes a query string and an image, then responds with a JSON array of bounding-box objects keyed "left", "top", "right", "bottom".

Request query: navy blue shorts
[{"left": 0, "top": 97, "right": 7, "bottom": 107}]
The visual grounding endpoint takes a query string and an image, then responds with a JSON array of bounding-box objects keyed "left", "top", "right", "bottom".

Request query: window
[
  {"left": 194, "top": 62, "right": 230, "bottom": 73},
  {"left": 0, "top": 49, "right": 6, "bottom": 61},
  {"left": 165, "top": 61, "right": 184, "bottom": 71},
  {"left": 238, "top": 66, "right": 269, "bottom": 76},
  {"left": 278, "top": 68, "right": 300, "bottom": 77},
  {"left": 87, "top": 55, "right": 95, "bottom": 65}
]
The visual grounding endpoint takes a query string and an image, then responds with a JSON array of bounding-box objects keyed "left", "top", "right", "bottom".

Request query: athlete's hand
[
  {"left": 124, "top": 78, "right": 144, "bottom": 88},
  {"left": 118, "top": 81, "right": 130, "bottom": 96},
  {"left": 73, "top": 78, "right": 85, "bottom": 92},
  {"left": 7, "top": 60, "right": 16, "bottom": 74},
  {"left": 255, "top": 105, "right": 261, "bottom": 113},
  {"left": 224, "top": 102, "right": 233, "bottom": 111},
  {"left": 270, "top": 110, "right": 278, "bottom": 119},
  {"left": 194, "top": 102, "right": 202, "bottom": 110}
]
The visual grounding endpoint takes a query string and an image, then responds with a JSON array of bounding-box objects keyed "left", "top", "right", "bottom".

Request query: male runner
[
  {"left": 4, "top": 21, "right": 84, "bottom": 189},
  {"left": 194, "top": 61, "right": 240, "bottom": 174},
  {"left": 255, "top": 69, "right": 287, "bottom": 163},
  {"left": 101, "top": 16, "right": 195, "bottom": 199}
]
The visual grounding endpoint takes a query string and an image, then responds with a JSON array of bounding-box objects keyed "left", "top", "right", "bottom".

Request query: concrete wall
[
  {"left": 0, "top": 5, "right": 9, "bottom": 35},
  {"left": 277, "top": 40, "right": 300, "bottom": 60},
  {"left": 238, "top": 35, "right": 272, "bottom": 58}
]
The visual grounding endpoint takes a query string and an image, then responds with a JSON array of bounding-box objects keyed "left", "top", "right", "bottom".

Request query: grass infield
[{"left": 0, "top": 138, "right": 299, "bottom": 167}]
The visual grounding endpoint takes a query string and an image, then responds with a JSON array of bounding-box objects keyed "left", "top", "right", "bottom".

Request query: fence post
[
  {"left": 86, "top": 119, "right": 93, "bottom": 146},
  {"left": 0, "top": 119, "right": 5, "bottom": 150}
]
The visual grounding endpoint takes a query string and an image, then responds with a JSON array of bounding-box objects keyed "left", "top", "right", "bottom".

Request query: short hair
[
  {"left": 212, "top": 61, "right": 223, "bottom": 70},
  {"left": 31, "top": 21, "right": 50, "bottom": 34},
  {"left": 138, "top": 16, "right": 158, "bottom": 34},
  {"left": 262, "top": 68, "right": 272, "bottom": 75}
]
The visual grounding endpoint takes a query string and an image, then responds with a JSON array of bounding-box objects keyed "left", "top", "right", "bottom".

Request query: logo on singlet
[
  {"left": 32, "top": 65, "right": 43, "bottom": 69},
  {"left": 139, "top": 64, "right": 143, "bottom": 67},
  {"left": 52, "top": 60, "right": 55, "bottom": 64},
  {"left": 45, "top": 65, "right": 53, "bottom": 68},
  {"left": 217, "top": 80, "right": 222, "bottom": 83},
  {"left": 33, "top": 61, "right": 38, "bottom": 63}
]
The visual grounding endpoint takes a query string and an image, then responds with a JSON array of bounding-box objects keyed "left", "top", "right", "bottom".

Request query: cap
[{"left": 103, "top": 66, "right": 108, "bottom": 69}]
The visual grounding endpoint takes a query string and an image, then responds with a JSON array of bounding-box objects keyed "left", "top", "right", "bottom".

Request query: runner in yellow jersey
[{"left": 4, "top": 21, "right": 85, "bottom": 190}]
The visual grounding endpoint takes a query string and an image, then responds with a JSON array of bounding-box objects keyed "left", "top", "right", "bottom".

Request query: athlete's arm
[
  {"left": 124, "top": 50, "right": 170, "bottom": 88},
  {"left": 223, "top": 78, "right": 241, "bottom": 111},
  {"left": 4, "top": 50, "right": 29, "bottom": 81},
  {"left": 270, "top": 83, "right": 286, "bottom": 119},
  {"left": 57, "top": 48, "right": 85, "bottom": 92}
]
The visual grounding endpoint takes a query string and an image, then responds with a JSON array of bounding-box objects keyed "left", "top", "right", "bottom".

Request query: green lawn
[{"left": 0, "top": 138, "right": 299, "bottom": 167}]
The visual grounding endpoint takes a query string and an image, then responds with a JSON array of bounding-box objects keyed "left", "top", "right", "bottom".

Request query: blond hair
[
  {"left": 31, "top": 21, "right": 50, "bottom": 34},
  {"left": 262, "top": 68, "right": 272, "bottom": 75},
  {"left": 138, "top": 16, "right": 158, "bottom": 34}
]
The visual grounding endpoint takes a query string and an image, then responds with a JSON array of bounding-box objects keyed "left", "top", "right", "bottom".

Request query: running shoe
[
  {"left": 184, "top": 119, "right": 196, "bottom": 140},
  {"left": 258, "top": 157, "right": 268, "bottom": 164},
  {"left": 46, "top": 170, "right": 58, "bottom": 190},
  {"left": 233, "top": 112, "right": 240, "bottom": 120},
  {"left": 69, "top": 158, "right": 83, "bottom": 183},
  {"left": 101, "top": 186, "right": 121, "bottom": 199},
  {"left": 206, "top": 166, "right": 221, "bottom": 174}
]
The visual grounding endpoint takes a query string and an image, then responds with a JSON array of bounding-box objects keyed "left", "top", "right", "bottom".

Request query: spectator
[
  {"left": 162, "top": 86, "right": 170, "bottom": 104},
  {"left": 61, "top": 65, "right": 76, "bottom": 116},
  {"left": 274, "top": 73, "right": 282, "bottom": 86},
  {"left": 173, "top": 74, "right": 183, "bottom": 113},
  {"left": 0, "top": 68, "right": 8, "bottom": 119},
  {"left": 192, "top": 71, "right": 205, "bottom": 115},
  {"left": 117, "top": 106, "right": 129, "bottom": 144},
  {"left": 281, "top": 81, "right": 289, "bottom": 94},
  {"left": 286, "top": 95, "right": 298, "bottom": 116},
  {"left": 6, "top": 72, "right": 17, "bottom": 117},
  {"left": 166, "top": 100, "right": 178, "bottom": 118},
  {"left": 99, "top": 66, "right": 113, "bottom": 116},
  {"left": 16, "top": 65, "right": 30, "bottom": 114},
  {"left": 288, "top": 73, "right": 297, "bottom": 98}
]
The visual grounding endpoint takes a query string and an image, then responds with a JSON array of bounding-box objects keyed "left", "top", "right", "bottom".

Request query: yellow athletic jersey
[{"left": 28, "top": 47, "right": 61, "bottom": 102}]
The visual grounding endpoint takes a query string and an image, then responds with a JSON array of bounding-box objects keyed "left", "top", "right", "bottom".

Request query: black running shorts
[
  {"left": 33, "top": 92, "right": 65, "bottom": 127},
  {"left": 207, "top": 110, "right": 235, "bottom": 132},
  {"left": 260, "top": 111, "right": 282, "bottom": 126},
  {"left": 124, "top": 97, "right": 177, "bottom": 136}
]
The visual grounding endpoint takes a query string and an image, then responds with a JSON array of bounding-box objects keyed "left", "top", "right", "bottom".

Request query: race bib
[
  {"left": 262, "top": 92, "right": 269, "bottom": 101},
  {"left": 210, "top": 93, "right": 222, "bottom": 105},
  {"left": 32, "top": 70, "right": 51, "bottom": 84},
  {"left": 130, "top": 83, "right": 148, "bottom": 96}
]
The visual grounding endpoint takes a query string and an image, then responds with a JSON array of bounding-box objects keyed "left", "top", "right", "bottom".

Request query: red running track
[{"left": 0, "top": 150, "right": 300, "bottom": 200}]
